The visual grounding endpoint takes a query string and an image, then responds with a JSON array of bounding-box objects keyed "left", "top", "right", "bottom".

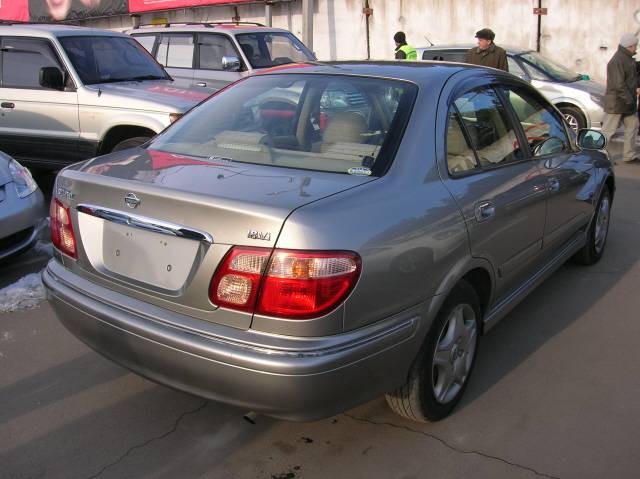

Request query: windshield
[
  {"left": 236, "top": 32, "right": 315, "bottom": 69},
  {"left": 149, "top": 74, "right": 417, "bottom": 176},
  {"left": 60, "top": 36, "right": 169, "bottom": 85},
  {"left": 518, "top": 52, "right": 581, "bottom": 82}
]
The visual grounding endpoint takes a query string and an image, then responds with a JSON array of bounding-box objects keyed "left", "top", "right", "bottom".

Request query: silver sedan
[
  {"left": 44, "top": 61, "right": 614, "bottom": 422},
  {"left": 0, "top": 152, "right": 46, "bottom": 261}
]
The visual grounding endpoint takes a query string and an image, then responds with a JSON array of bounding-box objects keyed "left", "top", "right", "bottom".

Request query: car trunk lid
[{"left": 55, "top": 148, "right": 375, "bottom": 329}]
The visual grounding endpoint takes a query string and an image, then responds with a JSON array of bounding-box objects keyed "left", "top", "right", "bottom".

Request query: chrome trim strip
[{"left": 76, "top": 204, "right": 213, "bottom": 244}]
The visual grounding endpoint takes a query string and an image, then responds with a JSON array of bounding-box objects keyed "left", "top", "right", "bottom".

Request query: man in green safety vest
[{"left": 394, "top": 31, "right": 417, "bottom": 60}]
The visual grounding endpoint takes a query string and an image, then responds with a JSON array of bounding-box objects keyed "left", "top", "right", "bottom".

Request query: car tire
[
  {"left": 573, "top": 184, "right": 612, "bottom": 265},
  {"left": 559, "top": 106, "right": 586, "bottom": 133},
  {"left": 385, "top": 280, "right": 481, "bottom": 422},
  {"left": 111, "top": 136, "right": 151, "bottom": 152}
]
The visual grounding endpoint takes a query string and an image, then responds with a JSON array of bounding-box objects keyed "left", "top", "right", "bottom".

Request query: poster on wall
[
  {"left": 28, "top": 0, "right": 129, "bottom": 21},
  {"left": 128, "top": 0, "right": 252, "bottom": 14},
  {"left": 0, "top": 0, "right": 30, "bottom": 21},
  {"left": 0, "top": 0, "right": 255, "bottom": 21}
]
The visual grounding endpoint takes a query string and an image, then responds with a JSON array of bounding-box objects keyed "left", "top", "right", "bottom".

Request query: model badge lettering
[
  {"left": 125, "top": 193, "right": 141, "bottom": 209},
  {"left": 57, "top": 187, "right": 74, "bottom": 200},
  {"left": 247, "top": 230, "right": 271, "bottom": 241}
]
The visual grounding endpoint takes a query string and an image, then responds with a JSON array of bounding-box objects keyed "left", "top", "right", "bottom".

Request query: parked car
[
  {"left": 128, "top": 22, "right": 316, "bottom": 92},
  {"left": 0, "top": 152, "right": 46, "bottom": 261},
  {"left": 0, "top": 23, "right": 210, "bottom": 170},
  {"left": 417, "top": 45, "right": 606, "bottom": 132},
  {"left": 43, "top": 61, "right": 614, "bottom": 423}
]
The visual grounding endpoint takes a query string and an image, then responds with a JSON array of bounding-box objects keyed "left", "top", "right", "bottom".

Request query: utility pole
[{"left": 302, "top": 0, "right": 313, "bottom": 52}]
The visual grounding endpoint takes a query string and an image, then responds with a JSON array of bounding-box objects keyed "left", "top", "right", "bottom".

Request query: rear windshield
[
  {"left": 148, "top": 74, "right": 417, "bottom": 176},
  {"left": 236, "top": 32, "right": 315, "bottom": 68}
]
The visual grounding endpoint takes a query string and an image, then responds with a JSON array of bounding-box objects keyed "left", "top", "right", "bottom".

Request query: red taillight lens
[
  {"left": 50, "top": 198, "right": 77, "bottom": 258},
  {"left": 209, "top": 247, "right": 361, "bottom": 319}
]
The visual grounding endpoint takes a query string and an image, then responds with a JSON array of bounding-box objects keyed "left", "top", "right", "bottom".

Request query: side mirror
[
  {"left": 577, "top": 129, "right": 606, "bottom": 150},
  {"left": 39, "top": 66, "right": 64, "bottom": 91},
  {"left": 221, "top": 55, "right": 241, "bottom": 72}
]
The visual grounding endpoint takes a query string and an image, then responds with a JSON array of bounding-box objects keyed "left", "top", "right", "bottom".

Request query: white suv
[
  {"left": 0, "top": 23, "right": 209, "bottom": 169},
  {"left": 128, "top": 22, "right": 316, "bottom": 92}
]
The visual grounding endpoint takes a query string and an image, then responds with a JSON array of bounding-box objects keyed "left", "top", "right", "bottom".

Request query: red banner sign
[
  {"left": 128, "top": 0, "right": 253, "bottom": 14},
  {"left": 0, "top": 0, "right": 29, "bottom": 21},
  {"left": 0, "top": 0, "right": 255, "bottom": 21}
]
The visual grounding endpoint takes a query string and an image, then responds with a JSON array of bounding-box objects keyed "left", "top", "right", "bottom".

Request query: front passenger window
[
  {"left": 198, "top": 34, "right": 237, "bottom": 70},
  {"left": 504, "top": 88, "right": 570, "bottom": 157},
  {"left": 453, "top": 88, "right": 522, "bottom": 167},
  {"left": 1, "top": 38, "right": 62, "bottom": 89}
]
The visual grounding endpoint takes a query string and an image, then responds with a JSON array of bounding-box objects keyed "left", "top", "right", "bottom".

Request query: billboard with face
[{"left": 0, "top": 0, "right": 252, "bottom": 21}]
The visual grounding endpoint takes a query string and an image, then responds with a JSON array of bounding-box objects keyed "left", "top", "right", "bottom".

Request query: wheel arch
[{"left": 99, "top": 125, "right": 157, "bottom": 155}]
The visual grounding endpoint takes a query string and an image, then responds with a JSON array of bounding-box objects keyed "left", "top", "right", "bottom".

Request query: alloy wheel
[
  {"left": 432, "top": 303, "right": 478, "bottom": 404},
  {"left": 594, "top": 193, "right": 610, "bottom": 254}
]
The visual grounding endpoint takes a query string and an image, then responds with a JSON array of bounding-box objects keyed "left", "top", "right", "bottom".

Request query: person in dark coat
[
  {"left": 601, "top": 33, "right": 638, "bottom": 163},
  {"left": 464, "top": 28, "right": 508, "bottom": 72}
]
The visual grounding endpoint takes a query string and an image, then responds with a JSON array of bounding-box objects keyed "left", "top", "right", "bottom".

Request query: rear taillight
[
  {"left": 209, "top": 247, "right": 361, "bottom": 319},
  {"left": 50, "top": 198, "right": 77, "bottom": 258}
]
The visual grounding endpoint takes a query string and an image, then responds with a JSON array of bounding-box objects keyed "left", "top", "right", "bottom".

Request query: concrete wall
[{"left": 81, "top": 0, "right": 640, "bottom": 83}]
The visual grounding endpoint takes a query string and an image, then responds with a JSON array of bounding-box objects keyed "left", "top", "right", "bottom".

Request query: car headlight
[
  {"left": 589, "top": 94, "right": 604, "bottom": 108},
  {"left": 8, "top": 158, "right": 38, "bottom": 198}
]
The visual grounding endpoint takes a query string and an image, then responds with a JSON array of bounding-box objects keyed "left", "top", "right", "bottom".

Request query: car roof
[
  {"left": 254, "top": 60, "right": 507, "bottom": 88},
  {"left": 416, "top": 44, "right": 532, "bottom": 55},
  {"left": 0, "top": 23, "right": 128, "bottom": 38},
  {"left": 127, "top": 24, "right": 293, "bottom": 35}
]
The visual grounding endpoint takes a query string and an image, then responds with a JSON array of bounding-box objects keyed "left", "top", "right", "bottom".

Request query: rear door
[
  {"left": 439, "top": 84, "right": 548, "bottom": 301},
  {"left": 154, "top": 33, "right": 195, "bottom": 89},
  {"left": 193, "top": 33, "right": 243, "bottom": 91}
]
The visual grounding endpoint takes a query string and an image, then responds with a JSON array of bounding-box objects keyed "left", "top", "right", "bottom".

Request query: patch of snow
[{"left": 0, "top": 271, "right": 46, "bottom": 314}]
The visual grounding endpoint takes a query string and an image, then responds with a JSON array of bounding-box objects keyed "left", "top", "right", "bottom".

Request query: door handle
[
  {"left": 547, "top": 178, "right": 560, "bottom": 193},
  {"left": 475, "top": 201, "right": 496, "bottom": 222},
  {"left": 1, "top": 102, "right": 14, "bottom": 109},
  {"left": 196, "top": 82, "right": 207, "bottom": 87}
]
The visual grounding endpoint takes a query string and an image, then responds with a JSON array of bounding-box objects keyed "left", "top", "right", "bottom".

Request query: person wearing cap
[
  {"left": 394, "top": 32, "right": 417, "bottom": 60},
  {"left": 601, "top": 33, "right": 639, "bottom": 163},
  {"left": 464, "top": 28, "right": 508, "bottom": 72}
]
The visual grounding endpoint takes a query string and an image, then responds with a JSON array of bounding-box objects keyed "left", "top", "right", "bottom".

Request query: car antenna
[{"left": 424, "top": 35, "right": 434, "bottom": 46}]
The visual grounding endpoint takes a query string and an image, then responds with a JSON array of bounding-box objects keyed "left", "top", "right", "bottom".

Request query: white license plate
[{"left": 79, "top": 213, "right": 200, "bottom": 291}]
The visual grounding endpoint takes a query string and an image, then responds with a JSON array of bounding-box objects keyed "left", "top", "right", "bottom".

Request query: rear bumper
[{"left": 43, "top": 260, "right": 426, "bottom": 421}]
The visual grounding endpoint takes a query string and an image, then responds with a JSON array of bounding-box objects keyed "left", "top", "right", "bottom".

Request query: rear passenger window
[
  {"left": 446, "top": 110, "right": 479, "bottom": 174},
  {"left": 1, "top": 38, "right": 62, "bottom": 89},
  {"left": 198, "top": 34, "right": 237, "bottom": 70},
  {"left": 453, "top": 88, "right": 522, "bottom": 167},
  {"left": 156, "top": 34, "right": 193, "bottom": 68}
]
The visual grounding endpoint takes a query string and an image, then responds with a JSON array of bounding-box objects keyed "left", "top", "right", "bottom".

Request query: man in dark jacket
[
  {"left": 602, "top": 33, "right": 639, "bottom": 163},
  {"left": 464, "top": 28, "right": 508, "bottom": 72}
]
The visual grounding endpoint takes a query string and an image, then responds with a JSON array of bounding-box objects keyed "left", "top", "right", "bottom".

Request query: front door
[
  {"left": 0, "top": 36, "right": 79, "bottom": 167},
  {"left": 501, "top": 85, "right": 592, "bottom": 252},
  {"left": 440, "top": 86, "right": 548, "bottom": 301},
  {"left": 193, "top": 33, "right": 243, "bottom": 91}
]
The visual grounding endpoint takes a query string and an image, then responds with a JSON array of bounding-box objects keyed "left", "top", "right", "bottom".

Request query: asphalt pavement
[{"left": 1, "top": 141, "right": 640, "bottom": 479}]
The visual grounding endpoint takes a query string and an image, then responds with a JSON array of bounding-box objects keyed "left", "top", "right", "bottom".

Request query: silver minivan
[
  {"left": 128, "top": 22, "right": 316, "bottom": 92},
  {"left": 418, "top": 45, "right": 606, "bottom": 132}
]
